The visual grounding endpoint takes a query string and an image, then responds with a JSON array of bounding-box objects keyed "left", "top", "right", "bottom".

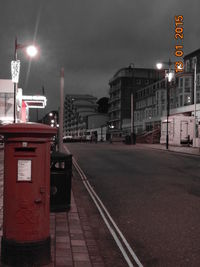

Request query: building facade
[
  {"left": 134, "top": 48, "right": 200, "bottom": 135},
  {"left": 108, "top": 65, "right": 163, "bottom": 135},
  {"left": 64, "top": 94, "right": 98, "bottom": 136},
  {"left": 108, "top": 49, "right": 200, "bottom": 140}
]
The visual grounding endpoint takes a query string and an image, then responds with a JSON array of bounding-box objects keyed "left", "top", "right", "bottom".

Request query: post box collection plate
[{"left": 17, "top": 159, "right": 32, "bottom": 182}]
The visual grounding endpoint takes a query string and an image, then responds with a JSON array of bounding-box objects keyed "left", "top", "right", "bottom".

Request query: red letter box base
[{"left": 1, "top": 236, "right": 51, "bottom": 266}]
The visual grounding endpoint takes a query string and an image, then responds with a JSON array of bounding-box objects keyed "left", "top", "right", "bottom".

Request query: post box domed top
[{"left": 0, "top": 123, "right": 57, "bottom": 137}]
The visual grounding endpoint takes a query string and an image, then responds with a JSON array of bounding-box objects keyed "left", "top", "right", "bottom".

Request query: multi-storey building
[
  {"left": 108, "top": 65, "right": 163, "bottom": 134},
  {"left": 134, "top": 48, "right": 200, "bottom": 134},
  {"left": 134, "top": 78, "right": 177, "bottom": 133},
  {"left": 64, "top": 94, "right": 98, "bottom": 136},
  {"left": 108, "top": 49, "right": 200, "bottom": 138}
]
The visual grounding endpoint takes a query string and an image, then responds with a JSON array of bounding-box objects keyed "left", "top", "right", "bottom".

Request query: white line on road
[{"left": 64, "top": 145, "right": 143, "bottom": 267}]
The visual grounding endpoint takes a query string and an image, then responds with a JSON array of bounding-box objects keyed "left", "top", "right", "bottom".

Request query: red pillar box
[{"left": 0, "top": 123, "right": 57, "bottom": 266}]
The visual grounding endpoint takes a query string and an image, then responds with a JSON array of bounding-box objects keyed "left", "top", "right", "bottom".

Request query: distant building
[
  {"left": 0, "top": 79, "right": 14, "bottom": 123},
  {"left": 108, "top": 49, "right": 200, "bottom": 141},
  {"left": 134, "top": 48, "right": 200, "bottom": 137},
  {"left": 64, "top": 94, "right": 103, "bottom": 136},
  {"left": 0, "top": 79, "right": 47, "bottom": 123},
  {"left": 108, "top": 65, "right": 163, "bottom": 134},
  {"left": 87, "top": 113, "right": 108, "bottom": 130}
]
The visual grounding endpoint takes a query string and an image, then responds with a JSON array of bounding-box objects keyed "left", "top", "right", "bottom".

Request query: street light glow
[
  {"left": 167, "top": 72, "right": 174, "bottom": 82},
  {"left": 156, "top": 63, "right": 163, "bottom": 70},
  {"left": 26, "top": 45, "right": 38, "bottom": 57}
]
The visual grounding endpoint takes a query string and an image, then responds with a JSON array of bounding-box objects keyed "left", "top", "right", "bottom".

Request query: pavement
[
  {"left": 133, "top": 143, "right": 200, "bottom": 156},
  {"left": 0, "top": 148, "right": 106, "bottom": 267},
  {"left": 0, "top": 143, "right": 199, "bottom": 266}
]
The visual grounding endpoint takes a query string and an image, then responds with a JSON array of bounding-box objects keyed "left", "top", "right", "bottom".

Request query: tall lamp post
[
  {"left": 193, "top": 60, "right": 197, "bottom": 147},
  {"left": 59, "top": 68, "right": 64, "bottom": 152},
  {"left": 156, "top": 59, "right": 174, "bottom": 149},
  {"left": 11, "top": 37, "right": 38, "bottom": 123},
  {"left": 129, "top": 63, "right": 135, "bottom": 144}
]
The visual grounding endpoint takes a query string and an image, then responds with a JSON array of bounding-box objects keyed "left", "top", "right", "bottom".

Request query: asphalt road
[{"left": 66, "top": 142, "right": 200, "bottom": 267}]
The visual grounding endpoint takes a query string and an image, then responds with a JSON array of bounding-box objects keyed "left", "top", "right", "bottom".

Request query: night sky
[{"left": 0, "top": 0, "right": 199, "bottom": 118}]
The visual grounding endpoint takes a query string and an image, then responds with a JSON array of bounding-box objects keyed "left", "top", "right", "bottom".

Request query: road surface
[{"left": 66, "top": 142, "right": 200, "bottom": 267}]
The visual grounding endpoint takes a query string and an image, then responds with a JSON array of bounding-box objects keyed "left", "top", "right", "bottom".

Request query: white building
[
  {"left": 64, "top": 94, "right": 108, "bottom": 138},
  {"left": 160, "top": 115, "right": 195, "bottom": 146}
]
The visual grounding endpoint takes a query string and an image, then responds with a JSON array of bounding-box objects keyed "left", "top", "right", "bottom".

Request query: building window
[
  {"left": 175, "top": 97, "right": 179, "bottom": 107},
  {"left": 161, "top": 81, "right": 165, "bottom": 88},
  {"left": 185, "top": 87, "right": 191, "bottom": 93},
  {"left": 145, "top": 79, "right": 149, "bottom": 85},
  {"left": 197, "top": 93, "right": 200, "bottom": 103},
  {"left": 192, "top": 57, "right": 197, "bottom": 69},
  {"left": 185, "top": 60, "right": 190, "bottom": 72},
  {"left": 179, "top": 78, "right": 183, "bottom": 87},
  {"left": 184, "top": 95, "right": 191, "bottom": 105},
  {"left": 161, "top": 104, "right": 165, "bottom": 111},
  {"left": 197, "top": 73, "right": 200, "bottom": 86},
  {"left": 136, "top": 79, "right": 141, "bottom": 85},
  {"left": 185, "top": 77, "right": 191, "bottom": 88},
  {"left": 180, "top": 95, "right": 183, "bottom": 106}
]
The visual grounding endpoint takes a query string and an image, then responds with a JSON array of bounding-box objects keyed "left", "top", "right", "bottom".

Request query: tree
[{"left": 97, "top": 97, "right": 109, "bottom": 113}]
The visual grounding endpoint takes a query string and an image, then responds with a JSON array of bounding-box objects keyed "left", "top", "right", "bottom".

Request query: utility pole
[
  {"left": 59, "top": 68, "right": 64, "bottom": 152},
  {"left": 166, "top": 77, "right": 169, "bottom": 149},
  {"left": 193, "top": 61, "right": 197, "bottom": 147},
  {"left": 131, "top": 92, "right": 134, "bottom": 144}
]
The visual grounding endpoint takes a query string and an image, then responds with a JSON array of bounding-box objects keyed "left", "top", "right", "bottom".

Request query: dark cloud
[{"left": 0, "top": 0, "right": 199, "bottom": 117}]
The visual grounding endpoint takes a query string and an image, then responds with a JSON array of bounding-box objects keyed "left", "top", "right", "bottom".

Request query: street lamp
[
  {"left": 193, "top": 60, "right": 197, "bottom": 147},
  {"left": 127, "top": 63, "right": 135, "bottom": 144},
  {"left": 11, "top": 37, "right": 38, "bottom": 123},
  {"left": 156, "top": 59, "right": 174, "bottom": 149}
]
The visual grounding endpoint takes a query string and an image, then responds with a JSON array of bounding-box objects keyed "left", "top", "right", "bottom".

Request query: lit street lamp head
[
  {"left": 167, "top": 71, "right": 174, "bottom": 82},
  {"left": 12, "top": 37, "right": 40, "bottom": 123},
  {"left": 156, "top": 63, "right": 163, "bottom": 70},
  {"left": 26, "top": 45, "right": 38, "bottom": 57}
]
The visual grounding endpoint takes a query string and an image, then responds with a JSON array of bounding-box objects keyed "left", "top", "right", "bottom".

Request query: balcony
[{"left": 108, "top": 96, "right": 120, "bottom": 103}]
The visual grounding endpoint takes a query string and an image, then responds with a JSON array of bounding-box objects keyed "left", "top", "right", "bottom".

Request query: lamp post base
[{"left": 166, "top": 134, "right": 169, "bottom": 149}]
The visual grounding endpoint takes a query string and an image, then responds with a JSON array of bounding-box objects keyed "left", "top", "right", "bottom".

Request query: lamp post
[
  {"left": 11, "top": 37, "right": 38, "bottom": 123},
  {"left": 129, "top": 63, "right": 135, "bottom": 144},
  {"left": 156, "top": 59, "right": 174, "bottom": 149},
  {"left": 130, "top": 91, "right": 134, "bottom": 144},
  {"left": 193, "top": 60, "right": 197, "bottom": 147},
  {"left": 59, "top": 68, "right": 64, "bottom": 152}
]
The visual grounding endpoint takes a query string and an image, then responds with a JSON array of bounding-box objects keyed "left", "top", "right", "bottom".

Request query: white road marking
[{"left": 64, "top": 146, "right": 143, "bottom": 267}]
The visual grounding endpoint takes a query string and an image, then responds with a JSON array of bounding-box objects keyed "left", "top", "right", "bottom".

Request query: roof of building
[
  {"left": 109, "top": 66, "right": 162, "bottom": 84},
  {"left": 184, "top": 48, "right": 200, "bottom": 59}
]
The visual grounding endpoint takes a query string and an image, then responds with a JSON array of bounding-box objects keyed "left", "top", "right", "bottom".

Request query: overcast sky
[{"left": 0, "top": 0, "right": 200, "bottom": 117}]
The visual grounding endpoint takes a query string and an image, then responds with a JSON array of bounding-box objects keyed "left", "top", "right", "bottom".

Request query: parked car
[{"left": 63, "top": 135, "right": 73, "bottom": 143}]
